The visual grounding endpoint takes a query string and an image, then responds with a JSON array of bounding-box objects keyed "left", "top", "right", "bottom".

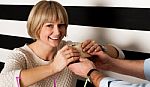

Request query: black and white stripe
[
  {"left": 1, "top": 5, "right": 150, "bottom": 30},
  {"left": 0, "top": 0, "right": 150, "bottom": 86},
  {"left": 1, "top": 4, "right": 150, "bottom": 59}
]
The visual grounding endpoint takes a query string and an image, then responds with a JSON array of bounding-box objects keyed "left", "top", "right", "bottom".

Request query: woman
[
  {"left": 0, "top": 0, "right": 122, "bottom": 87},
  {"left": 0, "top": 1, "right": 100, "bottom": 87}
]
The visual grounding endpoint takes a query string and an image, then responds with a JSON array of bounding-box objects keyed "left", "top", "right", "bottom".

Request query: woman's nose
[{"left": 53, "top": 26, "right": 60, "bottom": 35}]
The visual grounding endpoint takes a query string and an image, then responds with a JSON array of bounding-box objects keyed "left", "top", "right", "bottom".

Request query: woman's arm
[
  {"left": 103, "top": 44, "right": 125, "bottom": 58},
  {"left": 1, "top": 45, "right": 80, "bottom": 87},
  {"left": 20, "top": 45, "right": 80, "bottom": 86},
  {"left": 20, "top": 64, "right": 55, "bottom": 86}
]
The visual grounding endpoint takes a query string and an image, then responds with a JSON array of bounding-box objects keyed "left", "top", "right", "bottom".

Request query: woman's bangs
[{"left": 46, "top": 9, "right": 65, "bottom": 23}]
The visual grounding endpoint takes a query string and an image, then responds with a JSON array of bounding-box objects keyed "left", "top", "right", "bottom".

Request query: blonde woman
[{"left": 0, "top": 0, "right": 122, "bottom": 87}]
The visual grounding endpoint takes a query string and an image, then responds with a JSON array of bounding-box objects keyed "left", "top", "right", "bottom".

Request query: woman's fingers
[
  {"left": 67, "top": 57, "right": 80, "bottom": 65},
  {"left": 64, "top": 46, "right": 80, "bottom": 58},
  {"left": 59, "top": 45, "right": 81, "bottom": 65}
]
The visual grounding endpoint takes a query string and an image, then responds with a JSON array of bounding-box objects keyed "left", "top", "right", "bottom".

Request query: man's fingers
[{"left": 81, "top": 40, "right": 91, "bottom": 48}]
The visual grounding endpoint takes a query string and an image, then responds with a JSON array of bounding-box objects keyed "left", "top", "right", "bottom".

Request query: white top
[{"left": 0, "top": 40, "right": 78, "bottom": 87}]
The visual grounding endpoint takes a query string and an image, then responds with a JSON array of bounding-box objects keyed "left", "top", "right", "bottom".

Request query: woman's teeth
[{"left": 49, "top": 37, "right": 59, "bottom": 40}]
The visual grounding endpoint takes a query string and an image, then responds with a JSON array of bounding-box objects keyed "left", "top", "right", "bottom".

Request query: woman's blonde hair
[{"left": 27, "top": 0, "right": 68, "bottom": 39}]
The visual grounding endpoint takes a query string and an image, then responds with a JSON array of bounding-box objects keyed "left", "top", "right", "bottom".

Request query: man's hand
[{"left": 68, "top": 58, "right": 96, "bottom": 78}]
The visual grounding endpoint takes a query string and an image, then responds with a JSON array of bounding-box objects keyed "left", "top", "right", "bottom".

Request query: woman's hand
[{"left": 51, "top": 45, "right": 80, "bottom": 73}]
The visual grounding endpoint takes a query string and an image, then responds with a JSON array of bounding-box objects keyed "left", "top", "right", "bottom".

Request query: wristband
[
  {"left": 87, "top": 69, "right": 97, "bottom": 76},
  {"left": 87, "top": 69, "right": 98, "bottom": 83}
]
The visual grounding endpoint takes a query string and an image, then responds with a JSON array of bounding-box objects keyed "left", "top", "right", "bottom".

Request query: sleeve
[
  {"left": 100, "top": 77, "right": 150, "bottom": 87},
  {"left": 0, "top": 51, "right": 26, "bottom": 87},
  {"left": 144, "top": 58, "right": 150, "bottom": 81},
  {"left": 108, "top": 44, "right": 125, "bottom": 59}
]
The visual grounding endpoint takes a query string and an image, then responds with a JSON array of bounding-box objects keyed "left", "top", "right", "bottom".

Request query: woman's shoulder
[
  {"left": 0, "top": 48, "right": 26, "bottom": 63},
  {"left": 5, "top": 44, "right": 31, "bottom": 61},
  {"left": 0, "top": 48, "right": 21, "bottom": 63}
]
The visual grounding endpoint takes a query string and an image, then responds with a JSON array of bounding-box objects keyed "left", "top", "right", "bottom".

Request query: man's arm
[
  {"left": 89, "top": 70, "right": 150, "bottom": 87},
  {"left": 68, "top": 57, "right": 150, "bottom": 87},
  {"left": 109, "top": 58, "right": 145, "bottom": 79},
  {"left": 93, "top": 51, "right": 145, "bottom": 79}
]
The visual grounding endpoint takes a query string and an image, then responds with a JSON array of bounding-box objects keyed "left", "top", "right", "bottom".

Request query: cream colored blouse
[{"left": 0, "top": 40, "right": 78, "bottom": 87}]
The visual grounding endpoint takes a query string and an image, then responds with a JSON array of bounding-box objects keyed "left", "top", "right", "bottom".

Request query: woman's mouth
[{"left": 49, "top": 36, "right": 59, "bottom": 40}]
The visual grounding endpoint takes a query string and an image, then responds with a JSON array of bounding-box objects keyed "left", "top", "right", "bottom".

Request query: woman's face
[{"left": 39, "top": 21, "right": 67, "bottom": 47}]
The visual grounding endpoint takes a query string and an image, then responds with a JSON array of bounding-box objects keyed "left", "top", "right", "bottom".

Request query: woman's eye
[
  {"left": 47, "top": 24, "right": 53, "bottom": 28},
  {"left": 58, "top": 24, "right": 66, "bottom": 29}
]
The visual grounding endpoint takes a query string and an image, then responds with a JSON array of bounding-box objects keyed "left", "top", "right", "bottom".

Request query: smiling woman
[
  {"left": 0, "top": 1, "right": 78, "bottom": 87},
  {"left": 0, "top": 1, "right": 118, "bottom": 87},
  {"left": 0, "top": 1, "right": 77, "bottom": 87}
]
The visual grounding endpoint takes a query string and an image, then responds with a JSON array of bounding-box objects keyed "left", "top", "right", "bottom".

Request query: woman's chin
[
  {"left": 48, "top": 38, "right": 62, "bottom": 47},
  {"left": 49, "top": 41, "right": 60, "bottom": 47}
]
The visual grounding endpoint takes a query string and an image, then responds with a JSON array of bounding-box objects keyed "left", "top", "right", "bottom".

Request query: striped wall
[
  {"left": 1, "top": 1, "right": 150, "bottom": 59},
  {"left": 0, "top": 0, "right": 150, "bottom": 86}
]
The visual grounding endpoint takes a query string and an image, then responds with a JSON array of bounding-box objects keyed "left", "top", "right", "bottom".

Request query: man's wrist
[
  {"left": 87, "top": 69, "right": 98, "bottom": 83},
  {"left": 89, "top": 69, "right": 105, "bottom": 87},
  {"left": 87, "top": 69, "right": 98, "bottom": 77}
]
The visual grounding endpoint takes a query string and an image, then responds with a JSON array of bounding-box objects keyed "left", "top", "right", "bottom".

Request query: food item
[{"left": 71, "top": 43, "right": 91, "bottom": 58}]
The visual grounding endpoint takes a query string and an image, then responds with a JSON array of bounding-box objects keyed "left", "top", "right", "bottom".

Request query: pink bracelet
[
  {"left": 54, "top": 78, "right": 56, "bottom": 87},
  {"left": 16, "top": 77, "right": 20, "bottom": 87}
]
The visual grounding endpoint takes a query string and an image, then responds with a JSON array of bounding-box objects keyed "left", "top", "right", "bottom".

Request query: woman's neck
[{"left": 28, "top": 41, "right": 57, "bottom": 61}]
